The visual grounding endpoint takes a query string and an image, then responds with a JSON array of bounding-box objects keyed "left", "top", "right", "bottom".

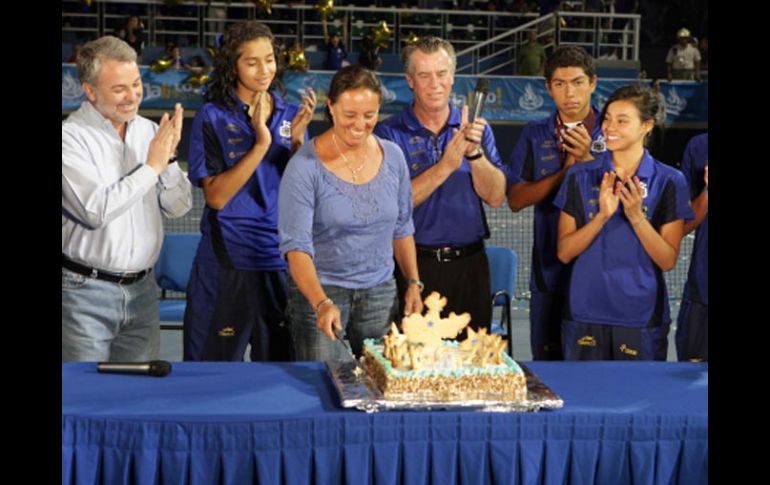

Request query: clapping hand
[
  {"left": 250, "top": 92, "right": 272, "bottom": 149},
  {"left": 617, "top": 174, "right": 645, "bottom": 225},
  {"left": 291, "top": 87, "right": 317, "bottom": 150},
  {"left": 561, "top": 123, "right": 593, "bottom": 167},
  {"left": 598, "top": 171, "right": 619, "bottom": 218}
]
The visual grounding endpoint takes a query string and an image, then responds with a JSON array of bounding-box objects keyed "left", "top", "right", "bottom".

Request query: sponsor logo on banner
[
  {"left": 594, "top": 93, "right": 608, "bottom": 110},
  {"left": 380, "top": 84, "right": 397, "bottom": 103},
  {"left": 665, "top": 87, "right": 688, "bottom": 116},
  {"left": 518, "top": 83, "right": 544, "bottom": 111},
  {"left": 61, "top": 71, "right": 84, "bottom": 103}
]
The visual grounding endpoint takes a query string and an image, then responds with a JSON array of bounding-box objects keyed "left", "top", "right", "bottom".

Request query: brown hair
[{"left": 324, "top": 65, "right": 382, "bottom": 123}]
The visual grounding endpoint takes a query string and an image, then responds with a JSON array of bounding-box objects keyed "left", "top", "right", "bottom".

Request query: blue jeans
[
  {"left": 62, "top": 267, "right": 160, "bottom": 361},
  {"left": 288, "top": 278, "right": 397, "bottom": 362}
]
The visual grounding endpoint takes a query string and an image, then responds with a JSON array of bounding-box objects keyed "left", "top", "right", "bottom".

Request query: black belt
[
  {"left": 62, "top": 254, "right": 152, "bottom": 285},
  {"left": 416, "top": 241, "right": 484, "bottom": 263}
]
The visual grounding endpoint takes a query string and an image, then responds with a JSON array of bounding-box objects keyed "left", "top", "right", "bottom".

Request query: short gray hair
[
  {"left": 401, "top": 36, "right": 456, "bottom": 75},
  {"left": 76, "top": 36, "right": 137, "bottom": 86}
]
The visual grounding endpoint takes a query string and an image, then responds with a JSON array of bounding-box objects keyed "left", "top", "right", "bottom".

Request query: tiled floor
[{"left": 160, "top": 300, "right": 681, "bottom": 362}]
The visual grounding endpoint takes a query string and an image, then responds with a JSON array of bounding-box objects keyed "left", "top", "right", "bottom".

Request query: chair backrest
[
  {"left": 154, "top": 232, "right": 201, "bottom": 292},
  {"left": 485, "top": 246, "right": 518, "bottom": 303}
]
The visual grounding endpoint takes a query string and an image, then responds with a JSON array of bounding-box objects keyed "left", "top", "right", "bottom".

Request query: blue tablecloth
[{"left": 62, "top": 361, "right": 707, "bottom": 485}]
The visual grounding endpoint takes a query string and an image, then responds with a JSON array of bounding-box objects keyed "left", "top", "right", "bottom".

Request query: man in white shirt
[
  {"left": 666, "top": 28, "right": 702, "bottom": 81},
  {"left": 62, "top": 36, "right": 192, "bottom": 362}
]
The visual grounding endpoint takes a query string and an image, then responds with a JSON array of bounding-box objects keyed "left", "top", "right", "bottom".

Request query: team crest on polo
[
  {"left": 280, "top": 120, "right": 292, "bottom": 139},
  {"left": 639, "top": 180, "right": 648, "bottom": 198},
  {"left": 591, "top": 135, "right": 607, "bottom": 153}
]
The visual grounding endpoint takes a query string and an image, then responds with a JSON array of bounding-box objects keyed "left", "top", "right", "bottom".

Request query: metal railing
[
  {"left": 62, "top": 1, "right": 537, "bottom": 55},
  {"left": 456, "top": 11, "right": 641, "bottom": 75},
  {"left": 63, "top": 1, "right": 640, "bottom": 75}
]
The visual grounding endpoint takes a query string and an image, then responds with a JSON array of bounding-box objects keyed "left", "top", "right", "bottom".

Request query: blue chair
[
  {"left": 486, "top": 246, "right": 518, "bottom": 357},
  {"left": 154, "top": 233, "right": 200, "bottom": 330}
]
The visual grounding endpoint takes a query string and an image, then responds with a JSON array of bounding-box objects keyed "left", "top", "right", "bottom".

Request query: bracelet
[
  {"left": 407, "top": 278, "right": 424, "bottom": 292},
  {"left": 314, "top": 297, "right": 334, "bottom": 314},
  {"left": 631, "top": 217, "right": 645, "bottom": 227},
  {"left": 466, "top": 150, "right": 484, "bottom": 161}
]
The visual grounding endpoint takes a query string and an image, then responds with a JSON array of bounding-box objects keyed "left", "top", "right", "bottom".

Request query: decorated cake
[{"left": 361, "top": 292, "right": 527, "bottom": 402}]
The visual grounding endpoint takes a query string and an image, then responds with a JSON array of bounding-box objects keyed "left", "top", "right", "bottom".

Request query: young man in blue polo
[
  {"left": 676, "top": 133, "right": 708, "bottom": 361},
  {"left": 506, "top": 45, "right": 607, "bottom": 359},
  {"left": 375, "top": 36, "right": 506, "bottom": 331}
]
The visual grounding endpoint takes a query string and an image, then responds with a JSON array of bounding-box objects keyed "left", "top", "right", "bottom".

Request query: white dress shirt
[{"left": 62, "top": 101, "right": 192, "bottom": 273}]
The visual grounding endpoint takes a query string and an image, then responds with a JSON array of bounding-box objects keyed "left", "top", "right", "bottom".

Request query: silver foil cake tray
[{"left": 326, "top": 360, "right": 564, "bottom": 413}]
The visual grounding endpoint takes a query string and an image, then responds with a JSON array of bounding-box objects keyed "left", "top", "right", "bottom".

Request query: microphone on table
[
  {"left": 97, "top": 360, "right": 172, "bottom": 377},
  {"left": 468, "top": 77, "right": 489, "bottom": 124}
]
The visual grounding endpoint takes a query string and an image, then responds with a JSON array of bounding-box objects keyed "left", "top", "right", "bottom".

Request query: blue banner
[
  {"left": 62, "top": 64, "right": 207, "bottom": 111},
  {"left": 63, "top": 64, "right": 707, "bottom": 124}
]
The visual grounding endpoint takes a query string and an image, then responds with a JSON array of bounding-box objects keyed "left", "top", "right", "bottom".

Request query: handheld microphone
[
  {"left": 468, "top": 78, "right": 489, "bottom": 124},
  {"left": 97, "top": 360, "right": 172, "bottom": 377}
]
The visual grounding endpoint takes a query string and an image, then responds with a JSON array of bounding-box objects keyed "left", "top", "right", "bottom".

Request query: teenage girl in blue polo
[
  {"left": 553, "top": 85, "right": 694, "bottom": 360},
  {"left": 184, "top": 21, "right": 316, "bottom": 361}
]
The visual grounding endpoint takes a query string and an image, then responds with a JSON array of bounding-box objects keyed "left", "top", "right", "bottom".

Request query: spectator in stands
[
  {"left": 184, "top": 55, "right": 208, "bottom": 74},
  {"left": 554, "top": 85, "right": 693, "bottom": 360},
  {"left": 608, "top": 0, "right": 639, "bottom": 53},
  {"left": 375, "top": 36, "right": 506, "bottom": 335},
  {"left": 649, "top": 78, "right": 667, "bottom": 160},
  {"left": 66, "top": 42, "right": 83, "bottom": 63},
  {"left": 184, "top": 21, "right": 316, "bottom": 362},
  {"left": 164, "top": 42, "right": 183, "bottom": 70},
  {"left": 115, "top": 15, "right": 145, "bottom": 61},
  {"left": 506, "top": 45, "right": 606, "bottom": 360},
  {"left": 322, "top": 14, "right": 348, "bottom": 71},
  {"left": 62, "top": 36, "right": 192, "bottom": 361},
  {"left": 666, "top": 28, "right": 701, "bottom": 81},
  {"left": 278, "top": 65, "right": 422, "bottom": 361},
  {"left": 676, "top": 133, "right": 708, "bottom": 362},
  {"left": 517, "top": 30, "right": 546, "bottom": 76}
]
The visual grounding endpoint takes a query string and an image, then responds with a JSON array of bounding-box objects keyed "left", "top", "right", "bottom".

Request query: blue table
[{"left": 62, "top": 361, "right": 707, "bottom": 485}]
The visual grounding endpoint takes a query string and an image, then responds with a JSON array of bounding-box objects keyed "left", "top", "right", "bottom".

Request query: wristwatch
[
  {"left": 466, "top": 149, "right": 484, "bottom": 161},
  {"left": 407, "top": 278, "right": 425, "bottom": 292}
]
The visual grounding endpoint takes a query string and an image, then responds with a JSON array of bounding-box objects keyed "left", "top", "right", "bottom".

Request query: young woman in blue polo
[
  {"left": 553, "top": 85, "right": 694, "bottom": 360},
  {"left": 184, "top": 21, "right": 316, "bottom": 361}
]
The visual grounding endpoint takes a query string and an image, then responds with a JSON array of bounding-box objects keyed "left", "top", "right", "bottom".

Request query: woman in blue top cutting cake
[{"left": 279, "top": 65, "right": 423, "bottom": 362}]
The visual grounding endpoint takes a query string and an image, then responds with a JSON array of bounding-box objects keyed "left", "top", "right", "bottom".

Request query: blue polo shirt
[
  {"left": 506, "top": 108, "right": 606, "bottom": 294},
  {"left": 374, "top": 102, "right": 504, "bottom": 247},
  {"left": 553, "top": 150, "right": 694, "bottom": 328},
  {"left": 188, "top": 91, "right": 304, "bottom": 271},
  {"left": 681, "top": 133, "right": 708, "bottom": 305}
]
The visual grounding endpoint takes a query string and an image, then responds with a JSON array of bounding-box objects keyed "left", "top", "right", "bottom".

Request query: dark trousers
[
  {"left": 395, "top": 247, "right": 491, "bottom": 334},
  {"left": 530, "top": 291, "right": 565, "bottom": 360},
  {"left": 183, "top": 261, "right": 293, "bottom": 362},
  {"left": 675, "top": 298, "right": 708, "bottom": 362},
  {"left": 562, "top": 320, "right": 669, "bottom": 361}
]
